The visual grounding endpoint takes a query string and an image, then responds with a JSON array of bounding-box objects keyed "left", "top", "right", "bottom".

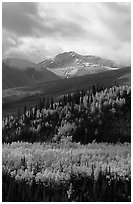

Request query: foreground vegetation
[{"left": 2, "top": 142, "right": 131, "bottom": 202}]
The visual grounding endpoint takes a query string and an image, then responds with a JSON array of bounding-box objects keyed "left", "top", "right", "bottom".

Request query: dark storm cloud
[
  {"left": 2, "top": 2, "right": 43, "bottom": 36},
  {"left": 2, "top": 2, "right": 87, "bottom": 39}
]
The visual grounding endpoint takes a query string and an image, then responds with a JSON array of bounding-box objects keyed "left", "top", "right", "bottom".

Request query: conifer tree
[
  {"left": 92, "top": 84, "right": 96, "bottom": 96},
  {"left": 39, "top": 99, "right": 42, "bottom": 111},
  {"left": 50, "top": 96, "right": 54, "bottom": 109},
  {"left": 17, "top": 109, "right": 21, "bottom": 118},
  {"left": 42, "top": 97, "right": 45, "bottom": 109},
  {"left": 46, "top": 96, "right": 49, "bottom": 109}
]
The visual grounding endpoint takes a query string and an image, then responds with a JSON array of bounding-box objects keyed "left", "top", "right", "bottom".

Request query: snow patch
[{"left": 69, "top": 68, "right": 79, "bottom": 75}]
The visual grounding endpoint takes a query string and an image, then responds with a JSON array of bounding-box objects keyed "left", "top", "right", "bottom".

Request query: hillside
[
  {"left": 39, "top": 51, "right": 119, "bottom": 78},
  {"left": 2, "top": 58, "right": 40, "bottom": 70},
  {"left": 2, "top": 59, "right": 60, "bottom": 89},
  {"left": 2, "top": 66, "right": 130, "bottom": 117}
]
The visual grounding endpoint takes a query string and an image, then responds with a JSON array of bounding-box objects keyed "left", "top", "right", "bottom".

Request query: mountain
[
  {"left": 2, "top": 58, "right": 60, "bottom": 89},
  {"left": 39, "top": 51, "right": 119, "bottom": 78}
]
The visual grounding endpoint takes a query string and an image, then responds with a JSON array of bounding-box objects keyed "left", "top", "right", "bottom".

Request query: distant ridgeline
[{"left": 2, "top": 83, "right": 131, "bottom": 144}]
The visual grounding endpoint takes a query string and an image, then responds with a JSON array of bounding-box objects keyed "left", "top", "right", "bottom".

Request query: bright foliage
[{"left": 3, "top": 142, "right": 131, "bottom": 184}]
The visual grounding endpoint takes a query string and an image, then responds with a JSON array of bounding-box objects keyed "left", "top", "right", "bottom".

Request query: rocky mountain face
[
  {"left": 39, "top": 51, "right": 119, "bottom": 78},
  {"left": 2, "top": 52, "right": 122, "bottom": 89}
]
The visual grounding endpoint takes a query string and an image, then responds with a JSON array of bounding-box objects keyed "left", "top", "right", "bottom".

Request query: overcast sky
[{"left": 2, "top": 2, "right": 131, "bottom": 65}]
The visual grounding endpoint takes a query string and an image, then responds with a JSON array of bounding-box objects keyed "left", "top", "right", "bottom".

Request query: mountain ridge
[
  {"left": 2, "top": 58, "right": 39, "bottom": 70},
  {"left": 39, "top": 51, "right": 118, "bottom": 68},
  {"left": 2, "top": 59, "right": 60, "bottom": 89},
  {"left": 2, "top": 51, "right": 129, "bottom": 89},
  {"left": 39, "top": 51, "right": 120, "bottom": 78}
]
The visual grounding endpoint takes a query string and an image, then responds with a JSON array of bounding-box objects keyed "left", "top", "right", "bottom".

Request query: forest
[{"left": 2, "top": 83, "right": 131, "bottom": 202}]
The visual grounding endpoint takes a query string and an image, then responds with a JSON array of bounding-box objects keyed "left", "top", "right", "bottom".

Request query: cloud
[
  {"left": 100, "top": 3, "right": 131, "bottom": 42},
  {"left": 2, "top": 2, "right": 87, "bottom": 39},
  {"left": 3, "top": 34, "right": 64, "bottom": 63},
  {"left": 2, "top": 2, "right": 131, "bottom": 66},
  {"left": 2, "top": 2, "right": 39, "bottom": 36}
]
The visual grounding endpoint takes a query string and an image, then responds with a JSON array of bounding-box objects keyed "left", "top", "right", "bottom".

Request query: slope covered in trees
[
  {"left": 2, "top": 84, "right": 131, "bottom": 144},
  {"left": 2, "top": 83, "right": 131, "bottom": 201}
]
